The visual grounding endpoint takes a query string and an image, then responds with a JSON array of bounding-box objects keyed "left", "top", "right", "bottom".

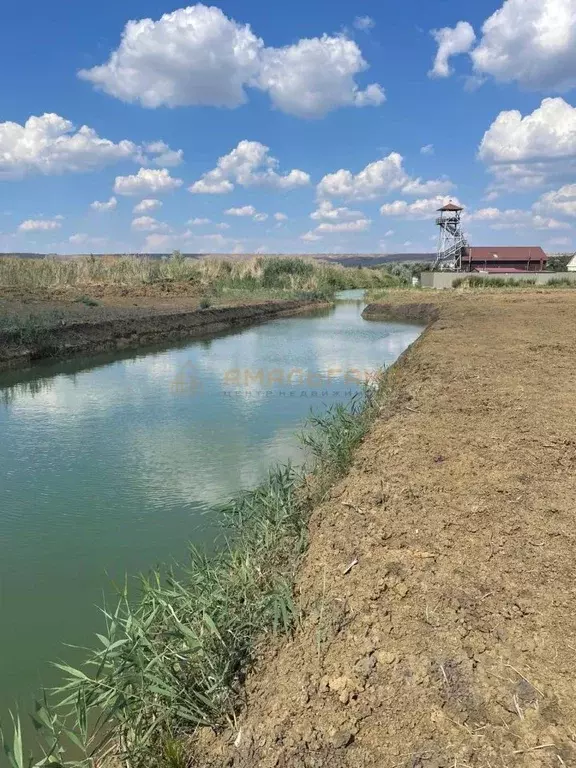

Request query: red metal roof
[
  {"left": 438, "top": 202, "right": 463, "bottom": 212},
  {"left": 465, "top": 246, "right": 547, "bottom": 263}
]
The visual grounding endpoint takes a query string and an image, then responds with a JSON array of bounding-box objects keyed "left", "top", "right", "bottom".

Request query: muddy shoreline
[
  {"left": 0, "top": 299, "right": 327, "bottom": 371},
  {"left": 195, "top": 289, "right": 576, "bottom": 767}
]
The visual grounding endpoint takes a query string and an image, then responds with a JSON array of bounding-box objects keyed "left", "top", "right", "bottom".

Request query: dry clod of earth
[{"left": 195, "top": 290, "right": 576, "bottom": 767}]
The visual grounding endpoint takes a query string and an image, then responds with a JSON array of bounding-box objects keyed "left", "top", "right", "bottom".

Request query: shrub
[
  {"left": 257, "top": 257, "right": 313, "bottom": 290},
  {"left": 546, "top": 254, "right": 572, "bottom": 272},
  {"left": 379, "top": 261, "right": 431, "bottom": 286},
  {"left": 547, "top": 277, "right": 573, "bottom": 287},
  {"left": 450, "top": 275, "right": 541, "bottom": 289}
]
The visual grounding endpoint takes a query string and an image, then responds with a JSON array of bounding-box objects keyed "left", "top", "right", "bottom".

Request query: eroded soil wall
[{"left": 0, "top": 300, "right": 325, "bottom": 370}]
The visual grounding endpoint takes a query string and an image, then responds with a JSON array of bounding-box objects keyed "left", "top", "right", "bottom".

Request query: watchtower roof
[{"left": 437, "top": 202, "right": 463, "bottom": 212}]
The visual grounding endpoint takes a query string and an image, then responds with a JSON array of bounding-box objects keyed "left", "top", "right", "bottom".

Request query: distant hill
[
  {"left": 314, "top": 253, "right": 435, "bottom": 267},
  {"left": 0, "top": 252, "right": 47, "bottom": 259}
]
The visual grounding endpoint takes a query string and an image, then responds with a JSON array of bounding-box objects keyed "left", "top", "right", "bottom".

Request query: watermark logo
[
  {"left": 171, "top": 364, "right": 382, "bottom": 396},
  {"left": 171, "top": 361, "right": 203, "bottom": 394}
]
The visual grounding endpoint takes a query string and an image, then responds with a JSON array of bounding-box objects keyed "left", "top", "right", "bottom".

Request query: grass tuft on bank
[
  {"left": 1, "top": 384, "right": 380, "bottom": 768},
  {"left": 0, "top": 310, "right": 68, "bottom": 346}
]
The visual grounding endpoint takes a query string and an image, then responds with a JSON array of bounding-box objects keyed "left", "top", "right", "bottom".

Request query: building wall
[
  {"left": 420, "top": 272, "right": 576, "bottom": 289},
  {"left": 462, "top": 262, "right": 545, "bottom": 272}
]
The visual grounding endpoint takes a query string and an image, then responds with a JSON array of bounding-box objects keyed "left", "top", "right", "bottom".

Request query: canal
[{"left": 0, "top": 290, "right": 421, "bottom": 742}]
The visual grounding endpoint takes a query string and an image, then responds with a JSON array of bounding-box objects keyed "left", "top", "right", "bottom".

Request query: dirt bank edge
[
  {"left": 362, "top": 301, "right": 439, "bottom": 325},
  {"left": 194, "top": 290, "right": 576, "bottom": 767},
  {"left": 0, "top": 300, "right": 328, "bottom": 371}
]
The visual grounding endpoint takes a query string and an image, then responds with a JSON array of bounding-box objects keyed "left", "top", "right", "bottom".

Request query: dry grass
[{"left": 0, "top": 255, "right": 395, "bottom": 295}]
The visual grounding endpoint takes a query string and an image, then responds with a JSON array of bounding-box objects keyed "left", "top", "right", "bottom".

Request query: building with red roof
[{"left": 463, "top": 246, "right": 547, "bottom": 272}]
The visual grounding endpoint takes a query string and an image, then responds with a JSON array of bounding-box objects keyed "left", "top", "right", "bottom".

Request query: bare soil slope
[{"left": 197, "top": 290, "right": 576, "bottom": 767}]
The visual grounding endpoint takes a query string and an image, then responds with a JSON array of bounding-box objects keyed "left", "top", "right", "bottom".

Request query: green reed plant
[
  {"left": 1, "top": 379, "right": 383, "bottom": 768},
  {"left": 300, "top": 393, "right": 376, "bottom": 485}
]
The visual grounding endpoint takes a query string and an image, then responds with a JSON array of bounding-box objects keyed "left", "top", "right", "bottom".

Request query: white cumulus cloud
[
  {"left": 526, "top": 214, "right": 569, "bottom": 230},
  {"left": 316, "top": 218, "right": 371, "bottom": 233},
  {"left": 18, "top": 218, "right": 62, "bottom": 232},
  {"left": 141, "top": 229, "right": 237, "bottom": 253},
  {"left": 306, "top": 202, "right": 371, "bottom": 235},
  {"left": 317, "top": 152, "right": 453, "bottom": 200},
  {"left": 69, "top": 233, "right": 88, "bottom": 244},
  {"left": 468, "top": 206, "right": 570, "bottom": 230},
  {"left": 133, "top": 198, "right": 162, "bottom": 213},
  {"left": 188, "top": 217, "right": 211, "bottom": 225},
  {"left": 380, "top": 195, "right": 460, "bottom": 219},
  {"left": 137, "top": 141, "right": 184, "bottom": 167},
  {"left": 78, "top": 5, "right": 385, "bottom": 118},
  {"left": 0, "top": 113, "right": 136, "bottom": 179},
  {"left": 224, "top": 206, "right": 268, "bottom": 222},
  {"left": 69, "top": 233, "right": 107, "bottom": 246},
  {"left": 190, "top": 178, "right": 233, "bottom": 195},
  {"left": 131, "top": 216, "right": 169, "bottom": 232},
  {"left": 429, "top": 0, "right": 576, "bottom": 92},
  {"left": 79, "top": 5, "right": 262, "bottom": 108},
  {"left": 142, "top": 234, "right": 181, "bottom": 252},
  {"left": 301, "top": 231, "right": 323, "bottom": 241},
  {"left": 353, "top": 16, "right": 375, "bottom": 32},
  {"left": 257, "top": 35, "right": 385, "bottom": 118},
  {"left": 225, "top": 205, "right": 257, "bottom": 217},
  {"left": 91, "top": 196, "right": 117, "bottom": 212},
  {"left": 535, "top": 184, "right": 576, "bottom": 217},
  {"left": 0, "top": 112, "right": 186, "bottom": 182},
  {"left": 190, "top": 140, "right": 310, "bottom": 194},
  {"left": 401, "top": 178, "right": 453, "bottom": 196},
  {"left": 429, "top": 21, "right": 476, "bottom": 78},
  {"left": 114, "top": 168, "right": 183, "bottom": 196},
  {"left": 310, "top": 200, "right": 364, "bottom": 221},
  {"left": 479, "top": 98, "right": 576, "bottom": 188},
  {"left": 274, "top": 212, "right": 288, "bottom": 221},
  {"left": 472, "top": 0, "right": 576, "bottom": 91},
  {"left": 420, "top": 144, "right": 435, "bottom": 155}
]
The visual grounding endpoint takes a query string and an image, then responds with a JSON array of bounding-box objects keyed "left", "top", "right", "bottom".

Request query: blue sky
[{"left": 1, "top": 0, "right": 576, "bottom": 255}]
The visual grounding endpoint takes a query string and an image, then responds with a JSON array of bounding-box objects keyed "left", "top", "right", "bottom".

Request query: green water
[{"left": 0, "top": 291, "right": 421, "bottom": 746}]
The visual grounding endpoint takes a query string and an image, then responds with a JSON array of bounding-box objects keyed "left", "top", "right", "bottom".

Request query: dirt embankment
[
  {"left": 362, "top": 301, "right": 439, "bottom": 325},
  {"left": 0, "top": 296, "right": 326, "bottom": 370},
  {"left": 196, "top": 290, "right": 576, "bottom": 767}
]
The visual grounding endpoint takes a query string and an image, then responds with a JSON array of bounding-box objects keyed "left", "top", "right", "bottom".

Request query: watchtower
[{"left": 434, "top": 202, "right": 467, "bottom": 271}]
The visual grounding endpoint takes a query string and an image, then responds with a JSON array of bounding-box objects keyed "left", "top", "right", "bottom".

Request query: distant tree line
[{"left": 546, "top": 253, "right": 574, "bottom": 272}]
